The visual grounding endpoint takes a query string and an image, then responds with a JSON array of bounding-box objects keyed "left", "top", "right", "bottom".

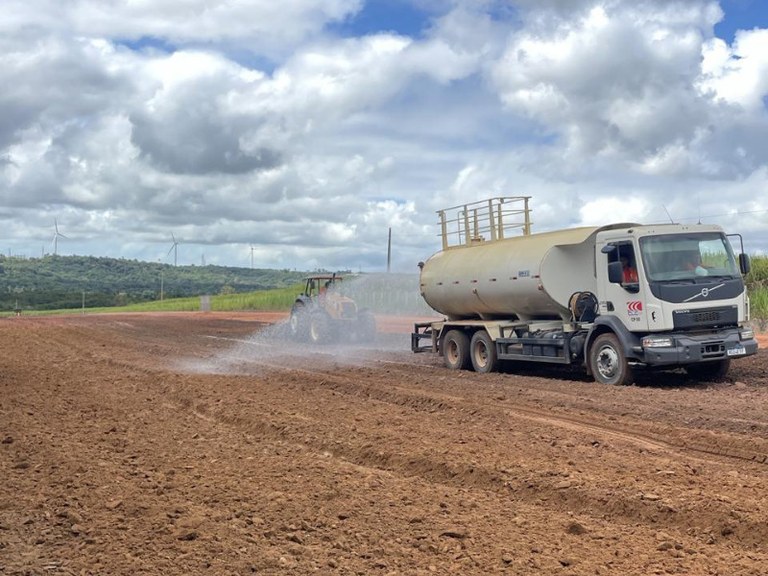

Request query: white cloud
[
  {"left": 699, "top": 29, "right": 768, "bottom": 111},
  {"left": 0, "top": 0, "right": 767, "bottom": 272},
  {"left": 30, "top": 0, "right": 363, "bottom": 57},
  {"left": 578, "top": 196, "right": 651, "bottom": 226},
  {"left": 491, "top": 3, "right": 720, "bottom": 171}
]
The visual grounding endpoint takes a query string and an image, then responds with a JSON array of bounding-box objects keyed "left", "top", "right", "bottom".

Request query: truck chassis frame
[{"left": 412, "top": 320, "right": 577, "bottom": 365}]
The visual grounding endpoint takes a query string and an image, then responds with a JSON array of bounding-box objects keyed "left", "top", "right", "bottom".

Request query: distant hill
[{"left": 0, "top": 254, "right": 309, "bottom": 311}]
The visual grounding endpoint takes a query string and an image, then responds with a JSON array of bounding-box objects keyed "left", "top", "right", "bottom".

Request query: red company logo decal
[{"left": 627, "top": 301, "right": 643, "bottom": 316}]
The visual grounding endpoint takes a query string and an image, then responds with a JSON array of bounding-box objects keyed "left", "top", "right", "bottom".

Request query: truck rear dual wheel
[
  {"left": 589, "top": 333, "right": 633, "bottom": 386},
  {"left": 470, "top": 330, "right": 498, "bottom": 373},
  {"left": 442, "top": 330, "right": 470, "bottom": 370},
  {"left": 442, "top": 330, "right": 499, "bottom": 373}
]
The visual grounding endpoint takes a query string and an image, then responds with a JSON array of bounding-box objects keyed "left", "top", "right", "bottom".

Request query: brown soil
[{"left": 2, "top": 312, "right": 767, "bottom": 575}]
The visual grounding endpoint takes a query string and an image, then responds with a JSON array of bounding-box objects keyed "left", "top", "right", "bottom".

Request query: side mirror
[
  {"left": 608, "top": 261, "right": 624, "bottom": 284},
  {"left": 739, "top": 253, "right": 751, "bottom": 275}
]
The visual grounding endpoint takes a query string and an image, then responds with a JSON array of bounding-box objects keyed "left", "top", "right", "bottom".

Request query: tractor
[{"left": 289, "top": 274, "right": 376, "bottom": 344}]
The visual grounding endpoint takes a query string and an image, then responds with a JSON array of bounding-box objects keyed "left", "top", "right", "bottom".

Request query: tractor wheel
[
  {"left": 685, "top": 359, "right": 731, "bottom": 382},
  {"left": 589, "top": 333, "right": 633, "bottom": 385},
  {"left": 289, "top": 304, "right": 308, "bottom": 341},
  {"left": 470, "top": 330, "right": 498, "bottom": 373},
  {"left": 442, "top": 329, "right": 470, "bottom": 370},
  {"left": 357, "top": 311, "right": 377, "bottom": 343},
  {"left": 309, "top": 312, "right": 332, "bottom": 344}
]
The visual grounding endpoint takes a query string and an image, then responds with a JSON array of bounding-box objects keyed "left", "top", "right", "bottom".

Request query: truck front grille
[
  {"left": 692, "top": 311, "right": 721, "bottom": 323},
  {"left": 673, "top": 306, "right": 737, "bottom": 330}
]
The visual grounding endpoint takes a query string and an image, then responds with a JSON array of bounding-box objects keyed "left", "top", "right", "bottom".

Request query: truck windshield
[{"left": 639, "top": 233, "right": 740, "bottom": 281}]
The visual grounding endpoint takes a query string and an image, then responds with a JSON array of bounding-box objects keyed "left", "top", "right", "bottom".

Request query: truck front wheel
[
  {"left": 589, "top": 333, "right": 633, "bottom": 385},
  {"left": 442, "top": 330, "right": 470, "bottom": 370},
  {"left": 470, "top": 330, "right": 498, "bottom": 373}
]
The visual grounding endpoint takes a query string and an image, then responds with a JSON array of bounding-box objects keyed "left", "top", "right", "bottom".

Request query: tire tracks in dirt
[
  {"left": 46, "top": 321, "right": 768, "bottom": 470},
  {"left": 162, "top": 348, "right": 768, "bottom": 551},
  {"left": 28, "top": 319, "right": 768, "bottom": 552},
  {"left": 9, "top": 315, "right": 768, "bottom": 575},
  {"left": 210, "top": 342, "right": 768, "bottom": 469}
]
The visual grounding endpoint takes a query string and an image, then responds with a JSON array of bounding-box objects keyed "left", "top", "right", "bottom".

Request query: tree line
[{"left": 0, "top": 254, "right": 308, "bottom": 311}]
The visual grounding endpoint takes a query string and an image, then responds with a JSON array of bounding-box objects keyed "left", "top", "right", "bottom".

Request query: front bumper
[{"left": 638, "top": 330, "right": 758, "bottom": 367}]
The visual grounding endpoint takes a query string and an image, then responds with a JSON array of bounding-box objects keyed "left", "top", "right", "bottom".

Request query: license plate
[{"left": 727, "top": 346, "right": 746, "bottom": 357}]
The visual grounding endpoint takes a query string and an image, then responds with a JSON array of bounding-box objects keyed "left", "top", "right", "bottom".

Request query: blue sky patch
[
  {"left": 116, "top": 36, "right": 176, "bottom": 54},
  {"left": 328, "top": 0, "right": 433, "bottom": 39},
  {"left": 715, "top": 0, "right": 768, "bottom": 43}
]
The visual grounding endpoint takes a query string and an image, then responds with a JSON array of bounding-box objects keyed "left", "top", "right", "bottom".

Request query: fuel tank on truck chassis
[{"left": 419, "top": 199, "right": 635, "bottom": 322}]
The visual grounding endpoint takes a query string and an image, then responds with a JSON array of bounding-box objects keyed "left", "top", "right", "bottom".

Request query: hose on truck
[{"left": 569, "top": 291, "right": 599, "bottom": 323}]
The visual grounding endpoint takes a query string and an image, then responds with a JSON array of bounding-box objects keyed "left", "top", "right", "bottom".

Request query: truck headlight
[
  {"left": 740, "top": 327, "right": 755, "bottom": 341},
  {"left": 642, "top": 336, "right": 674, "bottom": 348}
]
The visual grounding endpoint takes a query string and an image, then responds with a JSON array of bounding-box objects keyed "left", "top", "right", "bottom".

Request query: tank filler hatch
[{"left": 437, "top": 196, "right": 532, "bottom": 251}]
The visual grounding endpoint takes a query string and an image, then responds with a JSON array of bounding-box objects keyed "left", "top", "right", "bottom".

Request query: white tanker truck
[{"left": 411, "top": 197, "right": 758, "bottom": 385}]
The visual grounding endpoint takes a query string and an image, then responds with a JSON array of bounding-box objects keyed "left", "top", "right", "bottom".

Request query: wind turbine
[
  {"left": 51, "top": 218, "right": 68, "bottom": 256},
  {"left": 167, "top": 233, "right": 179, "bottom": 266},
  {"left": 250, "top": 244, "right": 255, "bottom": 269}
]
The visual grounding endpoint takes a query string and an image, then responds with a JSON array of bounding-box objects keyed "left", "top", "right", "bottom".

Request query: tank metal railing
[{"left": 437, "top": 196, "right": 532, "bottom": 250}]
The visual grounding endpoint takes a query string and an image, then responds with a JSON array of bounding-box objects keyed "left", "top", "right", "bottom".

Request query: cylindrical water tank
[{"left": 419, "top": 226, "right": 608, "bottom": 321}]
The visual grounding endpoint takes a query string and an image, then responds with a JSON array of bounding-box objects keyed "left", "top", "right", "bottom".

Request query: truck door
[{"left": 598, "top": 241, "right": 649, "bottom": 332}]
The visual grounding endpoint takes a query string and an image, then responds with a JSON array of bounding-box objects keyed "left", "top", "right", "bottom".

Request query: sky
[{"left": 2, "top": 0, "right": 768, "bottom": 272}]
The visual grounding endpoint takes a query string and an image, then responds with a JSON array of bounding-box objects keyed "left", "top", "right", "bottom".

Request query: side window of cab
[{"left": 605, "top": 242, "right": 639, "bottom": 293}]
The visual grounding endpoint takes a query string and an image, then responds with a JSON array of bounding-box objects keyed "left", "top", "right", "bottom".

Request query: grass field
[
  {"left": 82, "top": 284, "right": 303, "bottom": 314},
  {"left": 0, "top": 285, "right": 301, "bottom": 316},
  {"left": 746, "top": 255, "right": 768, "bottom": 327}
]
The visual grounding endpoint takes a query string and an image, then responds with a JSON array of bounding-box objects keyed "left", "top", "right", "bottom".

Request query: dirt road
[{"left": 2, "top": 313, "right": 767, "bottom": 575}]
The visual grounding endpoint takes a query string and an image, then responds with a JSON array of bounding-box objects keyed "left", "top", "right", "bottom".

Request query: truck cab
[{"left": 590, "top": 225, "right": 756, "bottom": 382}]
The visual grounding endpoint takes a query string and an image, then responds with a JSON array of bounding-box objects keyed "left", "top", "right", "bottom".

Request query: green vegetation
[
  {"left": 80, "top": 285, "right": 302, "bottom": 314},
  {"left": 0, "top": 254, "right": 434, "bottom": 317},
  {"left": 746, "top": 255, "right": 768, "bottom": 325},
  {"left": 0, "top": 254, "right": 307, "bottom": 312},
  {"left": 84, "top": 273, "right": 432, "bottom": 316}
]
